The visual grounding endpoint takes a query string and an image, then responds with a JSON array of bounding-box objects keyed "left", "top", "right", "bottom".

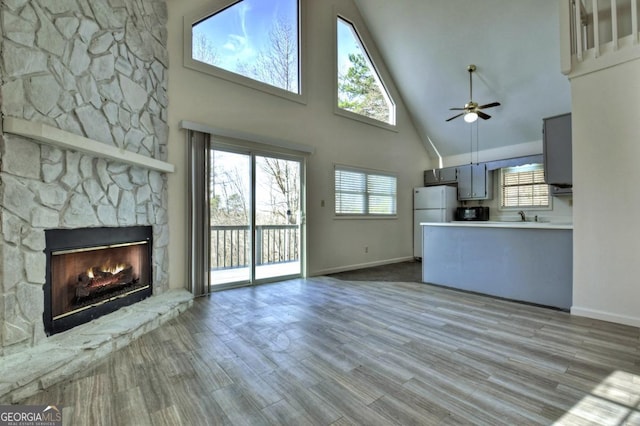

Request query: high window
[
  {"left": 336, "top": 17, "right": 396, "bottom": 126},
  {"left": 335, "top": 165, "right": 397, "bottom": 216},
  {"left": 189, "top": 0, "right": 301, "bottom": 97},
  {"left": 500, "top": 164, "right": 550, "bottom": 209}
]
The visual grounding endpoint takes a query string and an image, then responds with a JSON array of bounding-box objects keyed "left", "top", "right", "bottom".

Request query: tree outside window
[
  {"left": 192, "top": 0, "right": 300, "bottom": 94},
  {"left": 337, "top": 17, "right": 395, "bottom": 125}
]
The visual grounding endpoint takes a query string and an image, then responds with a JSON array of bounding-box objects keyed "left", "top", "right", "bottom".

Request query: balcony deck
[{"left": 211, "top": 261, "right": 301, "bottom": 286}]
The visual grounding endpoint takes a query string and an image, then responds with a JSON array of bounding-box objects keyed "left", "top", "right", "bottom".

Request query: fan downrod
[{"left": 445, "top": 64, "right": 500, "bottom": 122}]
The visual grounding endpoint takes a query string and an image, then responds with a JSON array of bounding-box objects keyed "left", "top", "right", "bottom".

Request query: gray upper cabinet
[
  {"left": 424, "top": 166, "right": 457, "bottom": 186},
  {"left": 439, "top": 166, "right": 457, "bottom": 183},
  {"left": 424, "top": 164, "right": 492, "bottom": 200},
  {"left": 424, "top": 169, "right": 439, "bottom": 185},
  {"left": 543, "top": 113, "right": 572, "bottom": 187},
  {"left": 456, "top": 163, "right": 493, "bottom": 200}
]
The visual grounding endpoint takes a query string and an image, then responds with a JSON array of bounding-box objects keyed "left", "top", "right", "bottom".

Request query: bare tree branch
[
  {"left": 248, "top": 16, "right": 298, "bottom": 92},
  {"left": 193, "top": 31, "right": 220, "bottom": 66}
]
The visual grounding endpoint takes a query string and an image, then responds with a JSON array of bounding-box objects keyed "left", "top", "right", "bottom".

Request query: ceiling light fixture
[
  {"left": 446, "top": 64, "right": 501, "bottom": 123},
  {"left": 464, "top": 111, "right": 478, "bottom": 123}
]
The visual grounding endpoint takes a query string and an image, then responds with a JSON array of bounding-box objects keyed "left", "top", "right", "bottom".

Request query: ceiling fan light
[{"left": 464, "top": 112, "right": 478, "bottom": 123}]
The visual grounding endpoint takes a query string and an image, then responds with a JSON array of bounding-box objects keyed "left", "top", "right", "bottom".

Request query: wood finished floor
[{"left": 22, "top": 276, "right": 640, "bottom": 425}]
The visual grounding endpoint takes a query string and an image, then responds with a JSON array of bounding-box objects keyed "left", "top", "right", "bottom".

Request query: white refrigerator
[{"left": 413, "top": 186, "right": 458, "bottom": 258}]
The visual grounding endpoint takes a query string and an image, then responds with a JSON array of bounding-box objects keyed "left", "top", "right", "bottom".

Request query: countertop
[{"left": 420, "top": 221, "right": 573, "bottom": 230}]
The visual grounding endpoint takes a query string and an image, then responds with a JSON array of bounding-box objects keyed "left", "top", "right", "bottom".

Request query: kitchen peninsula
[{"left": 421, "top": 222, "right": 572, "bottom": 310}]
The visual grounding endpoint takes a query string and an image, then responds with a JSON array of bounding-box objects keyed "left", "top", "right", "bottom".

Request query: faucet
[{"left": 517, "top": 210, "right": 526, "bottom": 222}]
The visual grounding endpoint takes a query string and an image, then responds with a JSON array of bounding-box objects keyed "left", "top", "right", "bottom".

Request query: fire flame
[{"left": 86, "top": 263, "right": 127, "bottom": 278}]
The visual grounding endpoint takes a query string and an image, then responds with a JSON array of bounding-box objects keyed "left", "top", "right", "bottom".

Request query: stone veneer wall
[{"left": 0, "top": 0, "right": 170, "bottom": 355}]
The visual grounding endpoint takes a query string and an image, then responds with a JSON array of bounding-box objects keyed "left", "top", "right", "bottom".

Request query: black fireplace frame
[{"left": 44, "top": 226, "right": 153, "bottom": 336}]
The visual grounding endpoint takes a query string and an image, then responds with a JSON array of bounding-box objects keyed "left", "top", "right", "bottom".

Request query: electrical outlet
[
  {"left": 364, "top": 246, "right": 368, "bottom": 253},
  {"left": 321, "top": 199, "right": 325, "bottom": 207}
]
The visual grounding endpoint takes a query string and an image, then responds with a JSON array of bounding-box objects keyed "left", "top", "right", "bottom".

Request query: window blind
[
  {"left": 335, "top": 166, "right": 397, "bottom": 215},
  {"left": 501, "top": 164, "right": 549, "bottom": 208}
]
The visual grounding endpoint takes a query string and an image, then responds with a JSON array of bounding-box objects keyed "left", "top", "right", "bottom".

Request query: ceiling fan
[{"left": 446, "top": 64, "right": 500, "bottom": 123}]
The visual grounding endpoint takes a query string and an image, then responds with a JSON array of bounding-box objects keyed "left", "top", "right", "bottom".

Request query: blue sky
[
  {"left": 194, "top": 0, "right": 298, "bottom": 71},
  {"left": 193, "top": 1, "right": 365, "bottom": 77},
  {"left": 337, "top": 18, "right": 364, "bottom": 75}
]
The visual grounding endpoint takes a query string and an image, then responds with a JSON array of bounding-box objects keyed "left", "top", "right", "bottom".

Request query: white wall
[
  {"left": 166, "top": 0, "right": 431, "bottom": 287},
  {"left": 571, "top": 58, "right": 640, "bottom": 327}
]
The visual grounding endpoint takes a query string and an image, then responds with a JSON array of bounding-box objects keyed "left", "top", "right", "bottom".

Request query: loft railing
[
  {"left": 561, "top": 0, "right": 640, "bottom": 76},
  {"left": 211, "top": 225, "right": 299, "bottom": 270}
]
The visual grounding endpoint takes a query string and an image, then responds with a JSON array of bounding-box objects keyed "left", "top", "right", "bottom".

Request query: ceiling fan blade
[
  {"left": 477, "top": 111, "right": 492, "bottom": 120},
  {"left": 447, "top": 66, "right": 501, "bottom": 122},
  {"left": 477, "top": 102, "right": 501, "bottom": 109}
]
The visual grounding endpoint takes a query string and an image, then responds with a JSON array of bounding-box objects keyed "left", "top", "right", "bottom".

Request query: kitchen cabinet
[
  {"left": 422, "top": 223, "right": 572, "bottom": 310},
  {"left": 549, "top": 185, "right": 573, "bottom": 196},
  {"left": 456, "top": 163, "right": 492, "bottom": 200},
  {"left": 423, "top": 166, "right": 457, "bottom": 186},
  {"left": 543, "top": 113, "right": 572, "bottom": 188}
]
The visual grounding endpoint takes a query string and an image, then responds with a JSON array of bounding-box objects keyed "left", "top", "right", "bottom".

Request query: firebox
[{"left": 44, "top": 226, "right": 153, "bottom": 335}]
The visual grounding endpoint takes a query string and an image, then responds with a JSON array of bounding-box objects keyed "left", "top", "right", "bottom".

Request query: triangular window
[
  {"left": 191, "top": 0, "right": 300, "bottom": 94},
  {"left": 337, "top": 17, "right": 395, "bottom": 125}
]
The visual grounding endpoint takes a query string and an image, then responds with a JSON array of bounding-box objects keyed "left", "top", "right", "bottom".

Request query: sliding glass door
[
  {"left": 209, "top": 150, "right": 252, "bottom": 285},
  {"left": 209, "top": 148, "right": 303, "bottom": 287},
  {"left": 255, "top": 155, "right": 302, "bottom": 280}
]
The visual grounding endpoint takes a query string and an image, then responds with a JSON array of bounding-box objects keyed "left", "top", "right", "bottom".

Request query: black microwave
[{"left": 455, "top": 206, "right": 490, "bottom": 221}]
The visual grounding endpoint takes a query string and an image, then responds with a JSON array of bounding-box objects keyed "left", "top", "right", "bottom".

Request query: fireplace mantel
[{"left": 3, "top": 117, "right": 175, "bottom": 173}]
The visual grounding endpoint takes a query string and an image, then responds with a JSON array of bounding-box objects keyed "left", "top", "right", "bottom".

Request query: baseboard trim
[
  {"left": 310, "top": 256, "right": 415, "bottom": 277},
  {"left": 571, "top": 306, "right": 640, "bottom": 328}
]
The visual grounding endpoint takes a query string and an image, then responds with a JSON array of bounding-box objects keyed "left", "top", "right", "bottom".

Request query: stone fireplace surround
[
  {"left": 0, "top": 0, "right": 193, "bottom": 403},
  {"left": 0, "top": 120, "right": 194, "bottom": 403},
  {"left": 0, "top": 121, "right": 193, "bottom": 402}
]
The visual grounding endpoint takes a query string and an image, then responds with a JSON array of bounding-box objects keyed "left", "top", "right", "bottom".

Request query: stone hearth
[{"left": 0, "top": 289, "right": 192, "bottom": 404}]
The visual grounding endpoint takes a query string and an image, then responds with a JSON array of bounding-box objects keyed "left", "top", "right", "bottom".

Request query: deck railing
[
  {"left": 561, "top": 0, "right": 640, "bottom": 75},
  {"left": 211, "top": 224, "right": 299, "bottom": 270}
]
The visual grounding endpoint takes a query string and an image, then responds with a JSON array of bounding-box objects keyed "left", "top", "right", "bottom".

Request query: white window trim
[
  {"left": 498, "top": 164, "right": 553, "bottom": 211},
  {"left": 333, "top": 6, "right": 398, "bottom": 132},
  {"left": 334, "top": 164, "right": 398, "bottom": 219},
  {"left": 183, "top": 0, "right": 308, "bottom": 105}
]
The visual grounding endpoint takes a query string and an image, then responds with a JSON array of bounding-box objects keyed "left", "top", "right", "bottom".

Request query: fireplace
[{"left": 44, "top": 226, "right": 153, "bottom": 335}]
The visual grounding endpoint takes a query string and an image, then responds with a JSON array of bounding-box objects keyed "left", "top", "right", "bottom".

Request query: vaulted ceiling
[{"left": 353, "top": 0, "right": 572, "bottom": 160}]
